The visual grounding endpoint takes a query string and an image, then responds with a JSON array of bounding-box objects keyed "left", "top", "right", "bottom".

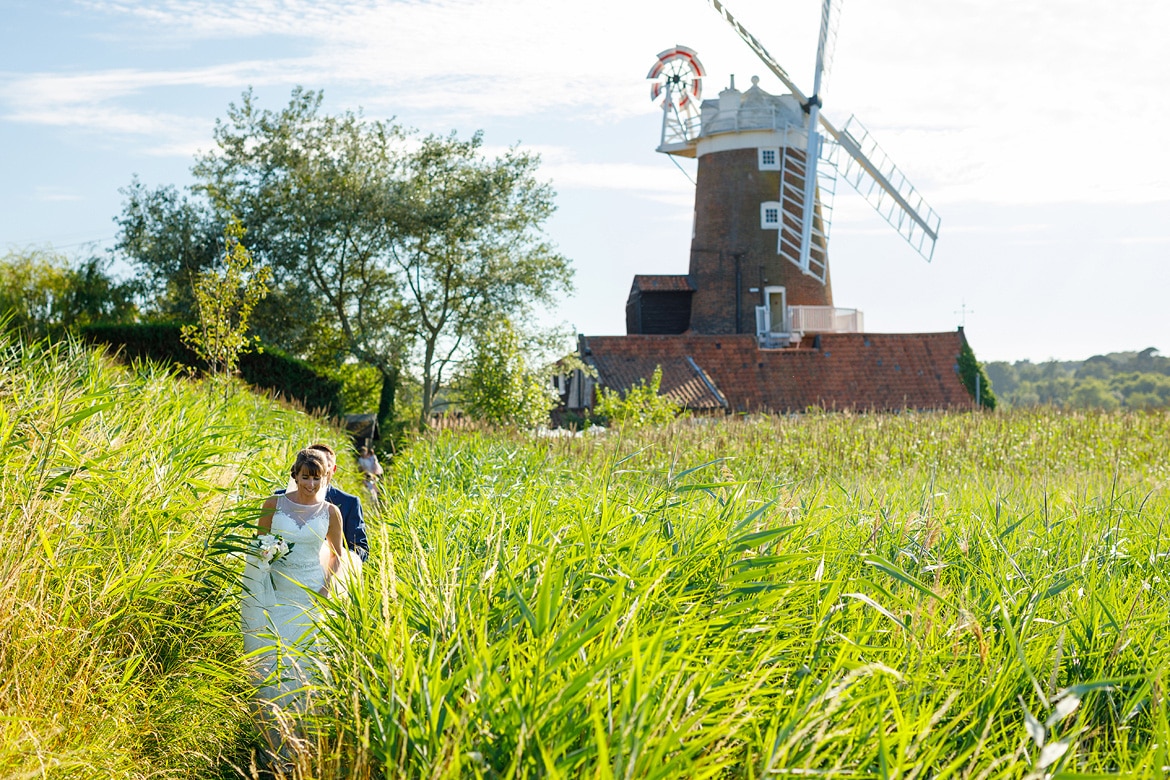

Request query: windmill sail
[
  {"left": 795, "top": 0, "right": 835, "bottom": 278},
  {"left": 703, "top": 0, "right": 940, "bottom": 263},
  {"left": 834, "top": 116, "right": 940, "bottom": 261},
  {"left": 777, "top": 143, "right": 837, "bottom": 283},
  {"left": 816, "top": 0, "right": 843, "bottom": 96},
  {"left": 705, "top": 0, "right": 806, "bottom": 104}
]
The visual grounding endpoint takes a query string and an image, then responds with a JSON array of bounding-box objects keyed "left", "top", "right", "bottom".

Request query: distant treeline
[{"left": 985, "top": 348, "right": 1170, "bottom": 409}]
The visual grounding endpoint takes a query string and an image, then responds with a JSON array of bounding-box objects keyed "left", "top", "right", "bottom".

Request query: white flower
[
  {"left": 253, "top": 533, "right": 294, "bottom": 567},
  {"left": 251, "top": 533, "right": 294, "bottom": 590}
]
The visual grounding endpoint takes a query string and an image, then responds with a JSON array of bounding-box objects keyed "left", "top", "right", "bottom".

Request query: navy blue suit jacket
[
  {"left": 326, "top": 485, "right": 368, "bottom": 562},
  {"left": 276, "top": 485, "right": 368, "bottom": 561}
]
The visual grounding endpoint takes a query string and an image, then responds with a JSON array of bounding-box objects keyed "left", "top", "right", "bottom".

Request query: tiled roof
[
  {"left": 630, "top": 275, "right": 696, "bottom": 293},
  {"left": 580, "top": 331, "right": 972, "bottom": 413},
  {"left": 587, "top": 351, "right": 728, "bottom": 411}
]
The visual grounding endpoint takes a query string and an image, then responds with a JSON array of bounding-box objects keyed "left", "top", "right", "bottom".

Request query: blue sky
[{"left": 2, "top": 0, "right": 1168, "bottom": 362}]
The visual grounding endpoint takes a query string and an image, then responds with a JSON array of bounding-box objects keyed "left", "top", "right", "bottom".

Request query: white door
[{"left": 765, "top": 286, "right": 787, "bottom": 333}]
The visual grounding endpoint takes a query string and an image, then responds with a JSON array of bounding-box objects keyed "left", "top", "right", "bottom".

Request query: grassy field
[
  {"left": 4, "top": 335, "right": 1170, "bottom": 778},
  {"left": 0, "top": 335, "right": 346, "bottom": 776}
]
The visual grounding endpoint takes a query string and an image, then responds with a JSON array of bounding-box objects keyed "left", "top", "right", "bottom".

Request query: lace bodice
[{"left": 268, "top": 493, "right": 331, "bottom": 577}]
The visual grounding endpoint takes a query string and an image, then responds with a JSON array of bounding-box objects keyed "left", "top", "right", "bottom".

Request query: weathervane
[{"left": 954, "top": 301, "right": 975, "bottom": 327}]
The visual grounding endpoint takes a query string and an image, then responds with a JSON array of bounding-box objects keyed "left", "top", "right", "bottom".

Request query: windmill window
[
  {"left": 758, "top": 148, "right": 780, "bottom": 170},
  {"left": 760, "top": 201, "right": 781, "bottom": 229}
]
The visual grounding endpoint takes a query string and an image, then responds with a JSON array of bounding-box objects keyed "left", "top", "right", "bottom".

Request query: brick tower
[
  {"left": 627, "top": 73, "right": 837, "bottom": 341},
  {"left": 572, "top": 32, "right": 974, "bottom": 418},
  {"left": 685, "top": 76, "right": 832, "bottom": 336}
]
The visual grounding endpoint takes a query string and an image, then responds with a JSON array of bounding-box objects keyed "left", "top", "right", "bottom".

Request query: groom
[{"left": 279, "top": 442, "right": 369, "bottom": 562}]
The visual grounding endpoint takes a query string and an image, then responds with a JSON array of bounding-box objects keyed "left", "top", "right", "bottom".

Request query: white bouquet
[
  {"left": 251, "top": 533, "right": 294, "bottom": 590},
  {"left": 253, "top": 533, "right": 293, "bottom": 565}
]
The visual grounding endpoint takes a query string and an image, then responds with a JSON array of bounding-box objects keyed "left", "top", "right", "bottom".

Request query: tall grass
[
  {"left": 6, "top": 331, "right": 1170, "bottom": 778},
  {"left": 320, "top": 412, "right": 1170, "bottom": 778},
  {"left": 0, "top": 334, "right": 344, "bottom": 777}
]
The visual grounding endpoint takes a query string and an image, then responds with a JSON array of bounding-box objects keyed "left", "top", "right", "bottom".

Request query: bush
[
  {"left": 81, "top": 322, "right": 344, "bottom": 417},
  {"left": 0, "top": 249, "right": 137, "bottom": 338},
  {"left": 593, "top": 365, "right": 682, "bottom": 428},
  {"left": 957, "top": 336, "right": 997, "bottom": 410},
  {"left": 457, "top": 319, "right": 558, "bottom": 429}
]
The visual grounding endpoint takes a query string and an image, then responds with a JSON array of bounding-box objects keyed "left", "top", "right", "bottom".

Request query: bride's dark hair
[{"left": 291, "top": 448, "right": 329, "bottom": 478}]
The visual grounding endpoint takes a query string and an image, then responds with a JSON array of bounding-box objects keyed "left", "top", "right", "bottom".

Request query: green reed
[
  {"left": 6, "top": 331, "right": 1170, "bottom": 779},
  {"left": 0, "top": 335, "right": 344, "bottom": 777},
  {"left": 320, "top": 412, "right": 1170, "bottom": 778}
]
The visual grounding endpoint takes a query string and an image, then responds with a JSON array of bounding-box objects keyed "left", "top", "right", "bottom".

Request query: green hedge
[{"left": 80, "top": 322, "right": 344, "bottom": 417}]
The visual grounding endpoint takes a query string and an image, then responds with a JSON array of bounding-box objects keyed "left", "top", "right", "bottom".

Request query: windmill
[
  {"left": 573, "top": 1, "right": 971, "bottom": 418},
  {"left": 704, "top": 0, "right": 940, "bottom": 283}
]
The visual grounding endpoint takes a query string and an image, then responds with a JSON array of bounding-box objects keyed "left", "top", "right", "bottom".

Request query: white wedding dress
[{"left": 241, "top": 492, "right": 332, "bottom": 709}]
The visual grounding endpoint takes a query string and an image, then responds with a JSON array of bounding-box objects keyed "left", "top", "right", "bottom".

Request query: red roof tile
[
  {"left": 630, "top": 275, "right": 696, "bottom": 293},
  {"left": 587, "top": 352, "right": 727, "bottom": 410},
  {"left": 580, "top": 331, "right": 973, "bottom": 413}
]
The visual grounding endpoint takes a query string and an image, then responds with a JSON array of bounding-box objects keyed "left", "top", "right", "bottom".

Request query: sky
[{"left": 1, "top": 0, "right": 1168, "bottom": 363}]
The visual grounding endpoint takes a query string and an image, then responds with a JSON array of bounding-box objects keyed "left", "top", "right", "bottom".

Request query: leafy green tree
[
  {"left": 179, "top": 218, "right": 271, "bottom": 379},
  {"left": 984, "top": 361, "right": 1018, "bottom": 397},
  {"left": 193, "top": 88, "right": 406, "bottom": 430},
  {"left": 1111, "top": 372, "right": 1170, "bottom": 409},
  {"left": 119, "top": 88, "right": 573, "bottom": 431},
  {"left": 1125, "top": 391, "right": 1162, "bottom": 410},
  {"left": 114, "top": 179, "right": 220, "bottom": 319},
  {"left": 116, "top": 184, "right": 334, "bottom": 369},
  {"left": 1011, "top": 376, "right": 1076, "bottom": 407},
  {"left": 593, "top": 366, "right": 682, "bottom": 428},
  {"left": 386, "top": 131, "right": 572, "bottom": 428},
  {"left": 1075, "top": 354, "right": 1115, "bottom": 380},
  {"left": 987, "top": 350, "right": 1170, "bottom": 409},
  {"left": 1069, "top": 377, "right": 1120, "bottom": 410},
  {"left": 458, "top": 319, "right": 557, "bottom": 429},
  {"left": 0, "top": 248, "right": 137, "bottom": 338}
]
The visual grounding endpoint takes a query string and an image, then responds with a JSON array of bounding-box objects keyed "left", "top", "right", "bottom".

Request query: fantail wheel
[{"left": 647, "top": 45, "right": 706, "bottom": 112}]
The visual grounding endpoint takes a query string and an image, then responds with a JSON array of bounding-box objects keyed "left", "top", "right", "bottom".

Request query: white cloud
[
  {"left": 1, "top": 61, "right": 299, "bottom": 105},
  {"left": 0, "top": 60, "right": 303, "bottom": 148},
  {"left": 79, "top": 0, "right": 365, "bottom": 38},
  {"left": 4, "top": 0, "right": 1170, "bottom": 204}
]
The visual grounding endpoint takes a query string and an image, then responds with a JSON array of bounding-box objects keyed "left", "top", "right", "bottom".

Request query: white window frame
[
  {"left": 758, "top": 147, "right": 780, "bottom": 170},
  {"left": 760, "top": 200, "right": 781, "bottom": 230}
]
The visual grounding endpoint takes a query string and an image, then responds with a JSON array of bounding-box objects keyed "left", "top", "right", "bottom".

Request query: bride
[{"left": 241, "top": 447, "right": 344, "bottom": 750}]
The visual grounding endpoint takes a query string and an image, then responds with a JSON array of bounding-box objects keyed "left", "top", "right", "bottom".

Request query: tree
[
  {"left": 0, "top": 248, "right": 137, "bottom": 339},
  {"left": 1069, "top": 378, "right": 1119, "bottom": 410},
  {"left": 386, "top": 132, "right": 573, "bottom": 428},
  {"left": 186, "top": 88, "right": 409, "bottom": 432},
  {"left": 139, "top": 87, "right": 573, "bottom": 431},
  {"left": 458, "top": 318, "right": 558, "bottom": 429},
  {"left": 179, "top": 218, "right": 271, "bottom": 380},
  {"left": 114, "top": 179, "right": 221, "bottom": 319},
  {"left": 1075, "top": 354, "right": 1115, "bottom": 380}
]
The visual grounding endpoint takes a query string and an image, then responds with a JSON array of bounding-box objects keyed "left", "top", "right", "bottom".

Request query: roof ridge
[{"left": 684, "top": 355, "right": 729, "bottom": 409}]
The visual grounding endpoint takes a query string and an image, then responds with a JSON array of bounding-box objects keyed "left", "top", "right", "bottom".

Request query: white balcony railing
[{"left": 789, "top": 306, "right": 864, "bottom": 334}]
